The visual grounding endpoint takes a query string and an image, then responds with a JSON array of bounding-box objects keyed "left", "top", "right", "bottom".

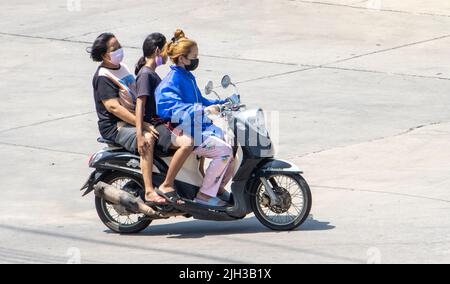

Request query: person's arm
[
  {"left": 136, "top": 73, "right": 161, "bottom": 155},
  {"left": 98, "top": 74, "right": 154, "bottom": 130},
  {"left": 157, "top": 84, "right": 205, "bottom": 125},
  {"left": 102, "top": 98, "right": 136, "bottom": 126},
  {"left": 135, "top": 96, "right": 147, "bottom": 156},
  {"left": 135, "top": 96, "right": 146, "bottom": 133},
  {"left": 103, "top": 97, "right": 156, "bottom": 131},
  {"left": 135, "top": 96, "right": 159, "bottom": 155},
  {"left": 201, "top": 96, "right": 226, "bottom": 107}
]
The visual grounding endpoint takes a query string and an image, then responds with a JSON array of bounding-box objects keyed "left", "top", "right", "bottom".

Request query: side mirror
[
  {"left": 205, "top": 81, "right": 222, "bottom": 100},
  {"left": 221, "top": 75, "right": 232, "bottom": 89},
  {"left": 205, "top": 81, "right": 214, "bottom": 95}
]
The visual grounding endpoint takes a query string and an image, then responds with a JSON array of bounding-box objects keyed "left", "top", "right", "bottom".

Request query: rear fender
[
  {"left": 90, "top": 150, "right": 168, "bottom": 176},
  {"left": 80, "top": 170, "right": 110, "bottom": 197}
]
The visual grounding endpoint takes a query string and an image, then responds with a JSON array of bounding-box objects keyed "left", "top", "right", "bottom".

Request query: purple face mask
[{"left": 155, "top": 55, "right": 164, "bottom": 67}]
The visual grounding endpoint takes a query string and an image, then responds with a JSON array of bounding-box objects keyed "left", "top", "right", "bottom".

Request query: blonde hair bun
[
  {"left": 167, "top": 29, "right": 197, "bottom": 64},
  {"left": 173, "top": 29, "right": 186, "bottom": 41}
]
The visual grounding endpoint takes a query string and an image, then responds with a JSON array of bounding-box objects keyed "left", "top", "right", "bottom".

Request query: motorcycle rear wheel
[{"left": 95, "top": 172, "right": 152, "bottom": 234}]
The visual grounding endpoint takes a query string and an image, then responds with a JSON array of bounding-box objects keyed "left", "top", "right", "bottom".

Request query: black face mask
[{"left": 185, "top": 58, "right": 199, "bottom": 71}]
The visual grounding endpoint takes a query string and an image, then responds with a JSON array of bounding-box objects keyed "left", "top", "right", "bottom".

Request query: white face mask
[{"left": 109, "top": 48, "right": 124, "bottom": 65}]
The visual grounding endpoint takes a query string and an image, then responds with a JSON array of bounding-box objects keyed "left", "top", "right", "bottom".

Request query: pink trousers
[{"left": 194, "top": 136, "right": 234, "bottom": 197}]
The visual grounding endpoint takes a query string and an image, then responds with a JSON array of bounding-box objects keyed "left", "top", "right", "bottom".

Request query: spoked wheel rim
[
  {"left": 256, "top": 175, "right": 306, "bottom": 226},
  {"left": 100, "top": 177, "right": 146, "bottom": 228}
]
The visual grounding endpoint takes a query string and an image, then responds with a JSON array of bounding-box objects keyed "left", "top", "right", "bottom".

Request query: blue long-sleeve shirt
[{"left": 155, "top": 66, "right": 227, "bottom": 143}]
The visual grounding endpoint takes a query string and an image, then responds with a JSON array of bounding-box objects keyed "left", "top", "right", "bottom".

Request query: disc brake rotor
[{"left": 262, "top": 187, "right": 292, "bottom": 214}]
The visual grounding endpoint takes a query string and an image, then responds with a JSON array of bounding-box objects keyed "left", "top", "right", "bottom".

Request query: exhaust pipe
[{"left": 94, "top": 182, "right": 181, "bottom": 219}]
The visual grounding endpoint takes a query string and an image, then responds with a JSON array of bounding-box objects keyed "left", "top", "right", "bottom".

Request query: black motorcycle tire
[
  {"left": 95, "top": 171, "right": 152, "bottom": 234},
  {"left": 250, "top": 173, "right": 312, "bottom": 231}
]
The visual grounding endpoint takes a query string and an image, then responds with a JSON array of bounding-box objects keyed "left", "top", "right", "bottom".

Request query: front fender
[{"left": 256, "top": 159, "right": 303, "bottom": 177}]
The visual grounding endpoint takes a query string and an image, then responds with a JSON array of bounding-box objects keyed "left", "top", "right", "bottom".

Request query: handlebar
[{"left": 204, "top": 93, "right": 244, "bottom": 118}]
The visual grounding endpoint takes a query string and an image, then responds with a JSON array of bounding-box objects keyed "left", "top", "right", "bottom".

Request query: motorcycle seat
[
  {"left": 97, "top": 137, "right": 176, "bottom": 157},
  {"left": 155, "top": 147, "right": 177, "bottom": 158},
  {"left": 97, "top": 137, "right": 122, "bottom": 148}
]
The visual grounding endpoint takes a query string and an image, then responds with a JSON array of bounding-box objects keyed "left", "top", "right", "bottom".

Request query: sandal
[
  {"left": 144, "top": 191, "right": 167, "bottom": 205},
  {"left": 194, "top": 196, "right": 227, "bottom": 207},
  {"left": 155, "top": 188, "right": 181, "bottom": 204},
  {"left": 217, "top": 191, "right": 231, "bottom": 202}
]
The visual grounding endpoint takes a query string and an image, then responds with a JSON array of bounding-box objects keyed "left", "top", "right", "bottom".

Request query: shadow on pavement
[{"left": 107, "top": 216, "right": 335, "bottom": 239}]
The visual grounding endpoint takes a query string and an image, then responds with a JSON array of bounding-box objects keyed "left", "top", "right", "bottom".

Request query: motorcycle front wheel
[
  {"left": 95, "top": 172, "right": 152, "bottom": 234},
  {"left": 250, "top": 174, "right": 312, "bottom": 231}
]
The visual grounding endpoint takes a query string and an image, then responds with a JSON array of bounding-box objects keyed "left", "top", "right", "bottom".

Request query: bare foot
[{"left": 145, "top": 191, "right": 166, "bottom": 204}]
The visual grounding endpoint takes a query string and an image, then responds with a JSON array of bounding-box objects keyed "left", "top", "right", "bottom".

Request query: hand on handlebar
[
  {"left": 226, "top": 94, "right": 240, "bottom": 105},
  {"left": 205, "top": 105, "right": 221, "bottom": 116}
]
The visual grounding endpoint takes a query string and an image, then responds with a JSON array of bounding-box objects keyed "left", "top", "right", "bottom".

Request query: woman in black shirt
[{"left": 135, "top": 33, "right": 193, "bottom": 203}]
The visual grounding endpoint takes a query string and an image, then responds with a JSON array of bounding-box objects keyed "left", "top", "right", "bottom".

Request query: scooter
[{"left": 80, "top": 75, "right": 312, "bottom": 233}]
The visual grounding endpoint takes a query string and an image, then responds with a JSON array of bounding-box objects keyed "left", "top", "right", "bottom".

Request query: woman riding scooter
[{"left": 155, "top": 29, "right": 234, "bottom": 207}]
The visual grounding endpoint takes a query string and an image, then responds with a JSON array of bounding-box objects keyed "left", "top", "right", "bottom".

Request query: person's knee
[
  {"left": 218, "top": 144, "right": 233, "bottom": 163},
  {"left": 172, "top": 135, "right": 194, "bottom": 152},
  {"left": 144, "top": 132, "right": 156, "bottom": 144},
  {"left": 223, "top": 143, "right": 233, "bottom": 156},
  {"left": 140, "top": 133, "right": 155, "bottom": 156},
  {"left": 178, "top": 135, "right": 194, "bottom": 148},
  {"left": 144, "top": 133, "right": 156, "bottom": 148}
]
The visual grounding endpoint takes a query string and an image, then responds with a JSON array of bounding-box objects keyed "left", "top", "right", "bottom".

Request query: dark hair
[
  {"left": 88, "top": 33, "right": 115, "bottom": 62},
  {"left": 135, "top": 33, "right": 167, "bottom": 75}
]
